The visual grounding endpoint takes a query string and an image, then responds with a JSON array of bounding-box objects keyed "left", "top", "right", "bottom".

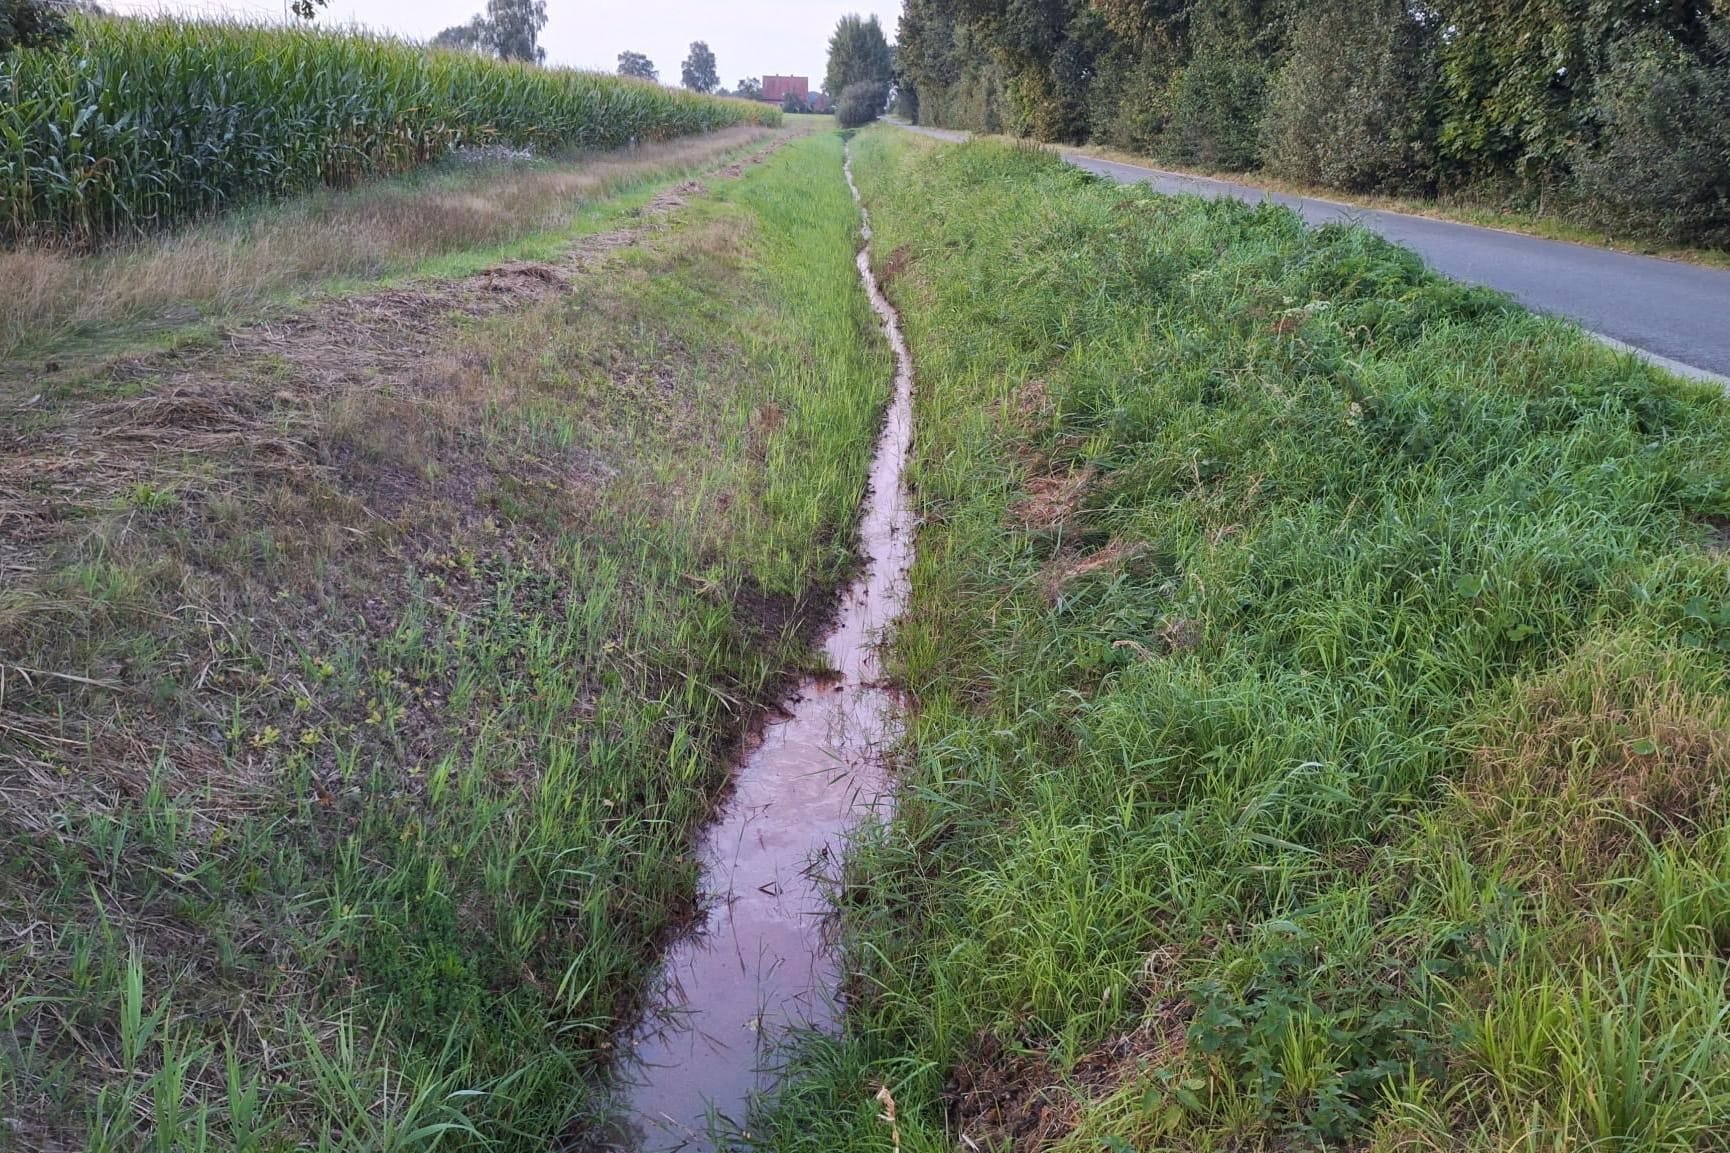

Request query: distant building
[
  {"left": 806, "top": 91, "right": 832, "bottom": 113},
  {"left": 762, "top": 75, "right": 809, "bottom": 105}
]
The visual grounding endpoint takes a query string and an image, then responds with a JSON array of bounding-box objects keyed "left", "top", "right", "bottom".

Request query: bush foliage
[
  {"left": 1259, "top": 0, "right": 1438, "bottom": 192},
  {"left": 896, "top": 0, "right": 1730, "bottom": 245},
  {"left": 0, "top": 0, "right": 69, "bottom": 53},
  {"left": 1575, "top": 25, "right": 1730, "bottom": 246},
  {"left": 836, "top": 80, "right": 888, "bottom": 128}
]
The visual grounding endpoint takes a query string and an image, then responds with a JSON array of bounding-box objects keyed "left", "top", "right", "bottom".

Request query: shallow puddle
[{"left": 603, "top": 143, "right": 916, "bottom": 1152}]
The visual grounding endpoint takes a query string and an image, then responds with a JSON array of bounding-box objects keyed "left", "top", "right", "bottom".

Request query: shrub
[
  {"left": 1574, "top": 26, "right": 1730, "bottom": 247},
  {"left": 1161, "top": 0, "right": 1279, "bottom": 170},
  {"left": 1260, "top": 0, "right": 1439, "bottom": 193},
  {"left": 836, "top": 80, "right": 887, "bottom": 129},
  {"left": 1164, "top": 50, "right": 1268, "bottom": 169},
  {"left": 1091, "top": 37, "right": 1179, "bottom": 153},
  {"left": 0, "top": 0, "right": 70, "bottom": 53}
]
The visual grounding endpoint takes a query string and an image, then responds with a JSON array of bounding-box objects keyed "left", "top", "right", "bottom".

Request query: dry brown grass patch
[
  {"left": 1462, "top": 634, "right": 1730, "bottom": 892},
  {"left": 947, "top": 1008, "right": 1191, "bottom": 1153},
  {"left": 1012, "top": 464, "right": 1096, "bottom": 532},
  {"left": 1696, "top": 514, "right": 1730, "bottom": 555},
  {"left": 996, "top": 378, "right": 1054, "bottom": 436},
  {"left": 1040, "top": 536, "right": 1145, "bottom": 602},
  {"left": 880, "top": 244, "right": 914, "bottom": 286},
  {"left": 0, "top": 125, "right": 775, "bottom": 364}
]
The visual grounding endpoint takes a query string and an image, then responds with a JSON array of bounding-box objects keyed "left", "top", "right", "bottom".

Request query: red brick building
[{"left": 762, "top": 75, "right": 809, "bottom": 105}]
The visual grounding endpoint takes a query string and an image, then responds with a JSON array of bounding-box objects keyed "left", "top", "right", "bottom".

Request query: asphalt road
[{"left": 894, "top": 123, "right": 1730, "bottom": 384}]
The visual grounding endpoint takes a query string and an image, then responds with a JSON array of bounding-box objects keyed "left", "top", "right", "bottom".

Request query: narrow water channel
[{"left": 605, "top": 142, "right": 916, "bottom": 1152}]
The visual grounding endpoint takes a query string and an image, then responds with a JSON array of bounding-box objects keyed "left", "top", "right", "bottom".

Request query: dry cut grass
[{"left": 0, "top": 125, "right": 775, "bottom": 363}]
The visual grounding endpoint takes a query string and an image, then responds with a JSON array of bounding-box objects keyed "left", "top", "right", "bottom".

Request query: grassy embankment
[
  {"left": 920, "top": 129, "right": 1730, "bottom": 270},
  {"left": 764, "top": 129, "right": 1730, "bottom": 1151},
  {"left": 0, "top": 129, "right": 888, "bottom": 1150}
]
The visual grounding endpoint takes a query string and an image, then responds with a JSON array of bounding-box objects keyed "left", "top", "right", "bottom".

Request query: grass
[
  {"left": 755, "top": 128, "right": 1730, "bottom": 1151},
  {"left": 0, "top": 129, "right": 889, "bottom": 1151},
  {"left": 1, "top": 14, "right": 778, "bottom": 243},
  {"left": 974, "top": 134, "right": 1730, "bottom": 270},
  {"left": 0, "top": 122, "right": 780, "bottom": 364}
]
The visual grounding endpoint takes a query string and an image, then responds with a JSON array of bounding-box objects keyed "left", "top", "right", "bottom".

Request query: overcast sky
[{"left": 103, "top": 1, "right": 903, "bottom": 88}]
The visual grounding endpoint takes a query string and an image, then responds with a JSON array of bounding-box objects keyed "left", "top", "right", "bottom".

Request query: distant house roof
[{"left": 762, "top": 75, "right": 809, "bottom": 103}]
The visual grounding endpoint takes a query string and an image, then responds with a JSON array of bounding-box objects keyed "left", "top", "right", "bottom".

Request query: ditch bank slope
[
  {"left": 0, "top": 131, "right": 888, "bottom": 1152},
  {"left": 757, "top": 125, "right": 1730, "bottom": 1153}
]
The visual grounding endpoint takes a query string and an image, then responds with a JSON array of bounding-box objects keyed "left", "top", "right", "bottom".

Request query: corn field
[{"left": 0, "top": 16, "right": 781, "bottom": 243}]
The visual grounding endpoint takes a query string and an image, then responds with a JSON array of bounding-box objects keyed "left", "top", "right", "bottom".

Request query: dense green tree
[
  {"left": 734, "top": 76, "right": 763, "bottom": 100},
  {"left": 1575, "top": 22, "right": 1730, "bottom": 244},
  {"left": 681, "top": 40, "right": 718, "bottom": 92},
  {"left": 428, "top": 0, "right": 545, "bottom": 63},
  {"left": 1260, "top": 0, "right": 1439, "bottom": 192},
  {"left": 487, "top": 0, "right": 546, "bottom": 63},
  {"left": 617, "top": 50, "right": 657, "bottom": 80},
  {"left": 825, "top": 13, "right": 894, "bottom": 102},
  {"left": 431, "top": 15, "right": 490, "bottom": 53},
  {"left": 1, "top": 0, "right": 71, "bottom": 52},
  {"left": 1430, "top": 0, "right": 1722, "bottom": 189}
]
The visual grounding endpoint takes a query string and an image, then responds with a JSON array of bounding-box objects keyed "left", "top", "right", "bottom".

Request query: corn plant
[{"left": 0, "top": 14, "right": 779, "bottom": 242}]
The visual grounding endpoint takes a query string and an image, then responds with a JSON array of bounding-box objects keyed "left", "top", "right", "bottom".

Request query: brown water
[{"left": 602, "top": 144, "right": 915, "bottom": 1152}]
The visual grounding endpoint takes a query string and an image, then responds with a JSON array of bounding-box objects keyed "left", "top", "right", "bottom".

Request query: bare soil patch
[{"left": 947, "top": 1009, "right": 1191, "bottom": 1152}]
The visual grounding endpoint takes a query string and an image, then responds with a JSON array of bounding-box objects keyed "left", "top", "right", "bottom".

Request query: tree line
[
  {"left": 896, "top": 0, "right": 1730, "bottom": 245},
  {"left": 431, "top": 0, "right": 547, "bottom": 62},
  {"left": 618, "top": 43, "right": 762, "bottom": 101},
  {"left": 613, "top": 16, "right": 897, "bottom": 123}
]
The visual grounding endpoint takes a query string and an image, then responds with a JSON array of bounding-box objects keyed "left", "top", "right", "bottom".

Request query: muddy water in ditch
[{"left": 604, "top": 146, "right": 914, "bottom": 1152}]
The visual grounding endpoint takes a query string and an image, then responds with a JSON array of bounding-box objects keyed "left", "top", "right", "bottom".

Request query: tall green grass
[
  {"left": 0, "top": 15, "right": 778, "bottom": 241},
  {"left": 755, "top": 129, "right": 1730, "bottom": 1152}
]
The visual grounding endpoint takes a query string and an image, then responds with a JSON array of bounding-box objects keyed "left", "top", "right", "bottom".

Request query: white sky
[{"left": 103, "top": 0, "right": 902, "bottom": 89}]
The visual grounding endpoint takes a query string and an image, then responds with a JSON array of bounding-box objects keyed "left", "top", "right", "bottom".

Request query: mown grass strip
[
  {"left": 0, "top": 14, "right": 778, "bottom": 243},
  {"left": 759, "top": 128, "right": 1730, "bottom": 1152},
  {"left": 0, "top": 124, "right": 777, "bottom": 363}
]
